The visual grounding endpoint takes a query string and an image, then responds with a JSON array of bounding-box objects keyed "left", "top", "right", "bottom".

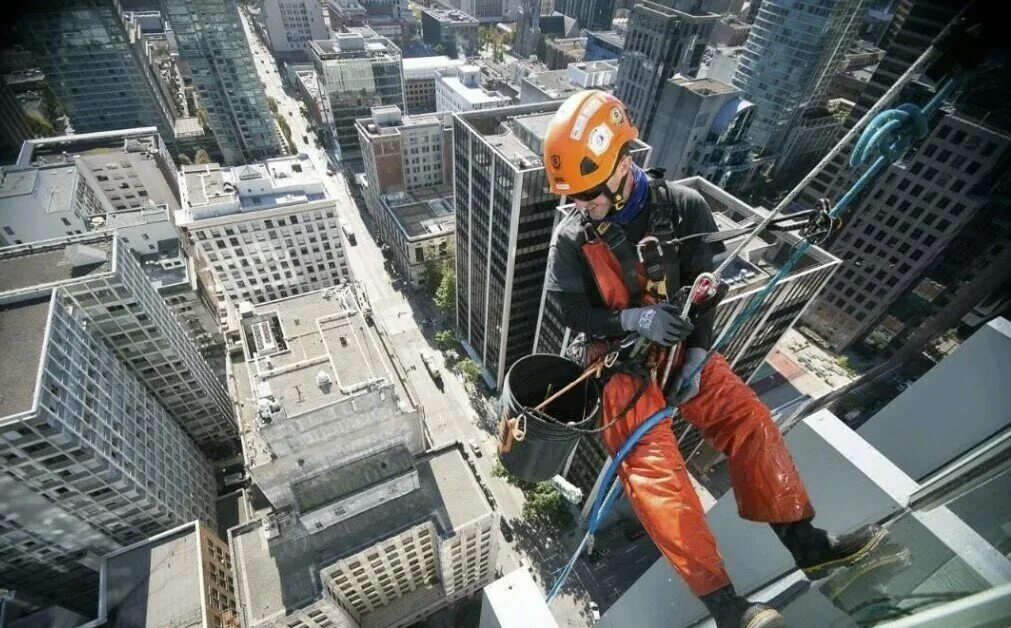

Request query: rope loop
[{"left": 850, "top": 102, "right": 930, "bottom": 169}]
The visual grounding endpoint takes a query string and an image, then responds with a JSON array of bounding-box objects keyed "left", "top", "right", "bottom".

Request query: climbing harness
[{"left": 542, "top": 4, "right": 980, "bottom": 604}]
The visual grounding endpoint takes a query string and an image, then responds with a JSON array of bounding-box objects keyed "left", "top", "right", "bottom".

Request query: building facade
[
  {"left": 403, "top": 57, "right": 465, "bottom": 115},
  {"left": 378, "top": 190, "right": 456, "bottom": 288},
  {"left": 0, "top": 290, "right": 216, "bottom": 614},
  {"left": 263, "top": 0, "right": 329, "bottom": 58},
  {"left": 613, "top": 0, "right": 720, "bottom": 139},
  {"left": 733, "top": 0, "right": 868, "bottom": 156},
  {"left": 0, "top": 234, "right": 236, "bottom": 458},
  {"left": 646, "top": 76, "right": 755, "bottom": 192},
  {"left": 434, "top": 66, "right": 513, "bottom": 113},
  {"left": 356, "top": 107, "right": 454, "bottom": 220},
  {"left": 312, "top": 31, "right": 405, "bottom": 172},
  {"left": 162, "top": 0, "right": 282, "bottom": 165},
  {"left": 584, "top": 30, "right": 623, "bottom": 62},
  {"left": 420, "top": 8, "right": 480, "bottom": 58},
  {"left": 801, "top": 102, "right": 1011, "bottom": 351},
  {"left": 1, "top": 2, "right": 176, "bottom": 149},
  {"left": 175, "top": 156, "right": 350, "bottom": 307}
]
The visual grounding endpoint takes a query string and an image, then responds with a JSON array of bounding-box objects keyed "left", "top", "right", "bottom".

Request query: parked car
[
  {"left": 499, "top": 517, "right": 514, "bottom": 542},
  {"left": 469, "top": 438, "right": 482, "bottom": 457},
  {"left": 590, "top": 602, "right": 601, "bottom": 621}
]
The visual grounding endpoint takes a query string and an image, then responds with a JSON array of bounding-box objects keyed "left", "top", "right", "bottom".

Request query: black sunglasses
[{"left": 568, "top": 181, "right": 610, "bottom": 202}]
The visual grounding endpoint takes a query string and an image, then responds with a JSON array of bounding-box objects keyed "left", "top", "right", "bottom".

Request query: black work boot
[
  {"left": 771, "top": 517, "right": 888, "bottom": 580},
  {"left": 699, "top": 584, "right": 785, "bottom": 628}
]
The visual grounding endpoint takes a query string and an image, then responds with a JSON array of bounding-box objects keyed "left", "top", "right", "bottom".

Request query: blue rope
[{"left": 544, "top": 77, "right": 960, "bottom": 608}]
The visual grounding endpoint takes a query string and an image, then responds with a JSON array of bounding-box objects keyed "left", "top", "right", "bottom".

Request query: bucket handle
[{"left": 497, "top": 413, "right": 528, "bottom": 453}]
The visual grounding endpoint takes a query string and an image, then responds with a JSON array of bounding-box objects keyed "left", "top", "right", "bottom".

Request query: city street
[{"left": 236, "top": 12, "right": 598, "bottom": 626}]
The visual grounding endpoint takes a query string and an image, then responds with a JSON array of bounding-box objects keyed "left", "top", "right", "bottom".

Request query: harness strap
[
  {"left": 646, "top": 178, "right": 682, "bottom": 299},
  {"left": 580, "top": 213, "right": 642, "bottom": 305}
]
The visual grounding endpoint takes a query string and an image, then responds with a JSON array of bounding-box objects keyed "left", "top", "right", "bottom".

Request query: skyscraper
[
  {"left": 2, "top": 2, "right": 175, "bottom": 144},
  {"left": 0, "top": 289, "right": 216, "bottom": 614},
  {"left": 262, "top": 0, "right": 328, "bottom": 59},
  {"left": 733, "top": 0, "right": 868, "bottom": 156},
  {"left": 646, "top": 76, "right": 755, "bottom": 192},
  {"left": 0, "top": 234, "right": 237, "bottom": 458},
  {"left": 612, "top": 0, "right": 721, "bottom": 139},
  {"left": 564, "top": 0, "right": 616, "bottom": 31},
  {"left": 312, "top": 30, "right": 405, "bottom": 172},
  {"left": 161, "top": 0, "right": 282, "bottom": 165},
  {"left": 454, "top": 102, "right": 649, "bottom": 388},
  {"left": 800, "top": 84, "right": 1011, "bottom": 351}
]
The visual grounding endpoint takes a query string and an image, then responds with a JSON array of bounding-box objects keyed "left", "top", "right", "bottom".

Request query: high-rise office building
[
  {"left": 326, "top": 0, "right": 413, "bottom": 47},
  {"left": 312, "top": 30, "right": 405, "bottom": 172},
  {"left": 0, "top": 234, "right": 237, "bottom": 458},
  {"left": 356, "top": 106, "right": 453, "bottom": 220},
  {"left": 612, "top": 0, "right": 721, "bottom": 139},
  {"left": 2, "top": 2, "right": 176, "bottom": 146},
  {"left": 733, "top": 0, "right": 868, "bottom": 156},
  {"left": 0, "top": 289, "right": 216, "bottom": 614},
  {"left": 420, "top": 8, "right": 480, "bottom": 58},
  {"left": 801, "top": 89, "right": 1011, "bottom": 351},
  {"left": 454, "top": 102, "right": 649, "bottom": 388},
  {"left": 175, "top": 155, "right": 350, "bottom": 307},
  {"left": 539, "top": 176, "right": 841, "bottom": 497},
  {"left": 434, "top": 65, "right": 513, "bottom": 113},
  {"left": 564, "top": 0, "right": 616, "bottom": 31},
  {"left": 401, "top": 56, "right": 467, "bottom": 115},
  {"left": 799, "top": 0, "right": 961, "bottom": 209},
  {"left": 263, "top": 0, "right": 329, "bottom": 58},
  {"left": 0, "top": 129, "right": 223, "bottom": 354},
  {"left": 646, "top": 76, "right": 755, "bottom": 192},
  {"left": 0, "top": 77, "right": 31, "bottom": 161},
  {"left": 161, "top": 0, "right": 282, "bottom": 165}
]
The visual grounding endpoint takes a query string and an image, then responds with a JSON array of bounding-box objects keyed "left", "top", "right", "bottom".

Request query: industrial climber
[{"left": 541, "top": 90, "right": 885, "bottom": 628}]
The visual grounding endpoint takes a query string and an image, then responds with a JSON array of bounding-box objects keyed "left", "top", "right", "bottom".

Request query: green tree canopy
[
  {"left": 177, "top": 153, "right": 193, "bottom": 166},
  {"left": 434, "top": 260, "right": 456, "bottom": 315},
  {"left": 38, "top": 81, "right": 65, "bottom": 127},
  {"left": 194, "top": 148, "right": 211, "bottom": 164},
  {"left": 456, "top": 358, "right": 481, "bottom": 384},
  {"left": 435, "top": 329, "right": 456, "bottom": 352}
]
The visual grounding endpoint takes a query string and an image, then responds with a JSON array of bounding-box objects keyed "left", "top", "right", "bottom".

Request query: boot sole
[
  {"left": 801, "top": 526, "right": 888, "bottom": 580},
  {"left": 822, "top": 546, "right": 913, "bottom": 601},
  {"left": 745, "top": 608, "right": 786, "bottom": 628}
]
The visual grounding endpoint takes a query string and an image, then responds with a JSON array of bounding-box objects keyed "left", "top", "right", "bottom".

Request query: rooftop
[
  {"left": 357, "top": 107, "right": 450, "bottom": 139},
  {"left": 0, "top": 236, "right": 114, "bottom": 296},
  {"left": 100, "top": 522, "right": 205, "bottom": 628},
  {"left": 0, "top": 296, "right": 51, "bottom": 418},
  {"left": 437, "top": 67, "right": 512, "bottom": 106},
  {"left": 17, "top": 127, "right": 162, "bottom": 168},
  {"left": 0, "top": 165, "right": 76, "bottom": 215},
  {"left": 402, "top": 55, "right": 466, "bottom": 80},
  {"left": 420, "top": 7, "right": 479, "bottom": 23},
  {"left": 381, "top": 186, "right": 455, "bottom": 240},
  {"left": 588, "top": 30, "right": 625, "bottom": 48},
  {"left": 178, "top": 155, "right": 328, "bottom": 221},
  {"left": 676, "top": 76, "right": 737, "bottom": 96},
  {"left": 311, "top": 32, "right": 399, "bottom": 60},
  {"left": 233, "top": 287, "right": 411, "bottom": 471},
  {"left": 524, "top": 69, "right": 577, "bottom": 98},
  {"left": 230, "top": 444, "right": 492, "bottom": 626}
]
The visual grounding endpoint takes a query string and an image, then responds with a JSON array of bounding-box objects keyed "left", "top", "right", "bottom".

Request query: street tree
[
  {"left": 38, "top": 81, "right": 65, "bottom": 127},
  {"left": 434, "top": 260, "right": 456, "bottom": 315},
  {"left": 456, "top": 358, "right": 481, "bottom": 385},
  {"left": 522, "top": 482, "right": 574, "bottom": 531},
  {"left": 194, "top": 149, "right": 212, "bottom": 164},
  {"left": 177, "top": 153, "right": 193, "bottom": 166},
  {"left": 435, "top": 329, "right": 456, "bottom": 352}
]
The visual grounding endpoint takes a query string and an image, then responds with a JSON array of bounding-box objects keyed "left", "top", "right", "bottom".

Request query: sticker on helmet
[
  {"left": 555, "top": 182, "right": 570, "bottom": 190},
  {"left": 550, "top": 154, "right": 561, "bottom": 169},
  {"left": 610, "top": 107, "right": 623, "bottom": 125},
  {"left": 569, "top": 96, "right": 603, "bottom": 141},
  {"left": 586, "top": 124, "right": 614, "bottom": 157}
]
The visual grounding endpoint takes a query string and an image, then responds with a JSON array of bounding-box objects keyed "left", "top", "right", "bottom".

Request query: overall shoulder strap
[
  {"left": 577, "top": 210, "right": 642, "bottom": 305},
  {"left": 646, "top": 179, "right": 682, "bottom": 298}
]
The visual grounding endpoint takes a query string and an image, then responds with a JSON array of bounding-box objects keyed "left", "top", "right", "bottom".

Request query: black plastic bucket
[{"left": 498, "top": 354, "right": 602, "bottom": 483}]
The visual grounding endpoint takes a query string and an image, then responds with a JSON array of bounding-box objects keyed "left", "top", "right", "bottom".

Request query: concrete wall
[
  {"left": 479, "top": 569, "right": 559, "bottom": 628},
  {"left": 858, "top": 318, "right": 1011, "bottom": 481}
]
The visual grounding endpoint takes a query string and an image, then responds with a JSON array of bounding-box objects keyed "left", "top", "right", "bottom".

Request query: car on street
[
  {"left": 499, "top": 517, "right": 514, "bottom": 542},
  {"left": 590, "top": 602, "right": 601, "bottom": 621},
  {"left": 469, "top": 438, "right": 482, "bottom": 457}
]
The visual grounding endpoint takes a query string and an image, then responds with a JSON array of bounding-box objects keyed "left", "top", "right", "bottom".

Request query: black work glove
[{"left": 619, "top": 302, "right": 694, "bottom": 347}]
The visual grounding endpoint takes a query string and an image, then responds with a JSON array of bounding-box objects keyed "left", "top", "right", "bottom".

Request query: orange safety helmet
[{"left": 543, "top": 90, "right": 639, "bottom": 196}]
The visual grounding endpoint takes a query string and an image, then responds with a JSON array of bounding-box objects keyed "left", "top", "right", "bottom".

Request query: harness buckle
[{"left": 636, "top": 236, "right": 662, "bottom": 263}]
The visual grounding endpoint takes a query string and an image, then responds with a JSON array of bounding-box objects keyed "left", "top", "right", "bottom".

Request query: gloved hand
[
  {"left": 668, "top": 347, "right": 708, "bottom": 405},
  {"left": 619, "top": 302, "right": 694, "bottom": 346}
]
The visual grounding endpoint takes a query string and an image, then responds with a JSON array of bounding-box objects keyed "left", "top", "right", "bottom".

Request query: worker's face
[{"left": 570, "top": 156, "right": 631, "bottom": 221}]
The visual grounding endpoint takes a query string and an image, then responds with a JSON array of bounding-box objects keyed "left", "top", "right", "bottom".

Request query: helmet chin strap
[{"left": 603, "top": 170, "right": 630, "bottom": 212}]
